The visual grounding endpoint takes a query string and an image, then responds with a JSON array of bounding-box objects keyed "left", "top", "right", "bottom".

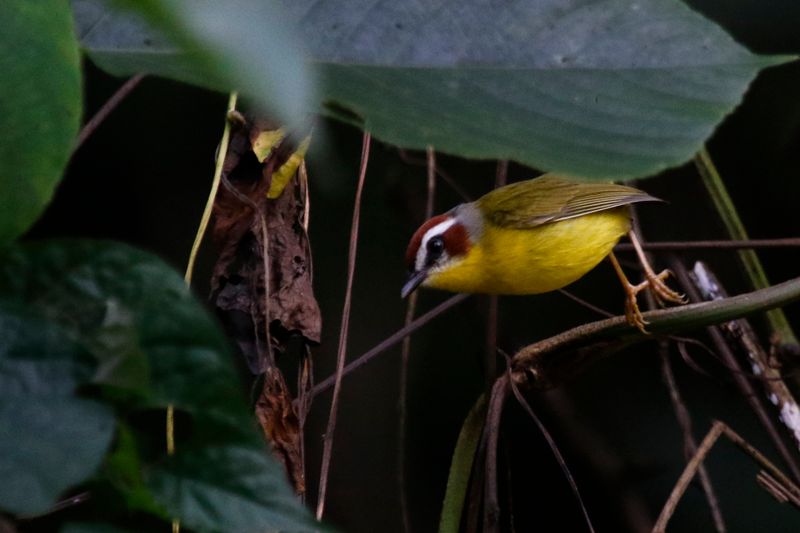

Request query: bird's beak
[{"left": 401, "top": 269, "right": 428, "bottom": 298}]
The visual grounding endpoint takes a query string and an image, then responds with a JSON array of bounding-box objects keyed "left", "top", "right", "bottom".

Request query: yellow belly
[{"left": 425, "top": 208, "right": 630, "bottom": 295}]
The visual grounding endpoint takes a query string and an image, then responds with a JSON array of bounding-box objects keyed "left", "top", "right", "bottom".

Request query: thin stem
[
  {"left": 557, "top": 289, "right": 614, "bottom": 318},
  {"left": 510, "top": 274, "right": 800, "bottom": 389},
  {"left": 695, "top": 147, "right": 798, "bottom": 348},
  {"left": 486, "top": 161, "right": 507, "bottom": 394},
  {"left": 614, "top": 238, "right": 800, "bottom": 251},
  {"left": 316, "top": 132, "right": 371, "bottom": 520},
  {"left": 659, "top": 342, "right": 726, "bottom": 532},
  {"left": 308, "top": 293, "right": 469, "bottom": 399},
  {"left": 74, "top": 74, "right": 145, "bottom": 151},
  {"left": 631, "top": 212, "right": 725, "bottom": 532},
  {"left": 671, "top": 258, "right": 800, "bottom": 482},
  {"left": 397, "top": 146, "right": 436, "bottom": 533},
  {"left": 692, "top": 261, "right": 800, "bottom": 461},
  {"left": 483, "top": 376, "right": 508, "bottom": 533},
  {"left": 184, "top": 92, "right": 239, "bottom": 284},
  {"left": 506, "top": 374, "right": 595, "bottom": 533},
  {"left": 171, "top": 92, "right": 238, "bottom": 533},
  {"left": 654, "top": 421, "right": 800, "bottom": 531},
  {"left": 397, "top": 148, "right": 472, "bottom": 202},
  {"left": 653, "top": 422, "right": 725, "bottom": 532}
]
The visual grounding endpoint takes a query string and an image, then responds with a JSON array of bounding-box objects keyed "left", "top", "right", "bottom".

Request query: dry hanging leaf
[
  {"left": 255, "top": 367, "right": 305, "bottom": 495},
  {"left": 211, "top": 117, "right": 321, "bottom": 373},
  {"left": 210, "top": 116, "right": 319, "bottom": 492}
]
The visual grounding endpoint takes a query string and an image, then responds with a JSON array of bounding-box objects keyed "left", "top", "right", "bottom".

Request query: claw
[
  {"left": 646, "top": 269, "right": 687, "bottom": 305},
  {"left": 609, "top": 244, "right": 686, "bottom": 333},
  {"left": 623, "top": 282, "right": 649, "bottom": 334}
]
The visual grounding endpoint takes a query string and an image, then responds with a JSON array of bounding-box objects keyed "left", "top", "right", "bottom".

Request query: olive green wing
[{"left": 478, "top": 174, "right": 660, "bottom": 229}]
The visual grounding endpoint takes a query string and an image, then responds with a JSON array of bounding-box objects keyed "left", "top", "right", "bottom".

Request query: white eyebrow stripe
[{"left": 416, "top": 218, "right": 457, "bottom": 271}]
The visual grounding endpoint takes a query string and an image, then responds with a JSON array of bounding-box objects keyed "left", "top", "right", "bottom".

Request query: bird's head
[{"left": 401, "top": 204, "right": 482, "bottom": 298}]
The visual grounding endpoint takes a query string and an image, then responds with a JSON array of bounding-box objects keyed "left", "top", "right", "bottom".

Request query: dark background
[{"left": 30, "top": 1, "right": 800, "bottom": 531}]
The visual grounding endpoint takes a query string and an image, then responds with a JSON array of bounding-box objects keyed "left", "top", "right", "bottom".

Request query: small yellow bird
[{"left": 401, "top": 174, "right": 685, "bottom": 330}]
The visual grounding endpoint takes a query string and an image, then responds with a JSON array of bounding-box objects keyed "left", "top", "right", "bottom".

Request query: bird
[{"left": 401, "top": 174, "right": 686, "bottom": 331}]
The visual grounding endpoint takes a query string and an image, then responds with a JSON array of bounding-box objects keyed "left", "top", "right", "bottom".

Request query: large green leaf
[
  {"left": 72, "top": 0, "right": 312, "bottom": 122},
  {"left": 74, "top": 0, "right": 783, "bottom": 179},
  {"left": 0, "top": 1, "right": 81, "bottom": 245},
  {"left": 0, "top": 240, "right": 316, "bottom": 531},
  {"left": 290, "top": 0, "right": 783, "bottom": 179},
  {"left": 0, "top": 240, "right": 244, "bottom": 421},
  {"left": 147, "top": 445, "right": 318, "bottom": 533},
  {"left": 0, "top": 306, "right": 115, "bottom": 516}
]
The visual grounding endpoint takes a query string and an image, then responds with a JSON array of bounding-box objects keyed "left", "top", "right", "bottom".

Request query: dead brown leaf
[
  {"left": 209, "top": 116, "right": 319, "bottom": 492},
  {"left": 256, "top": 367, "right": 305, "bottom": 495},
  {"left": 211, "top": 117, "right": 321, "bottom": 373}
]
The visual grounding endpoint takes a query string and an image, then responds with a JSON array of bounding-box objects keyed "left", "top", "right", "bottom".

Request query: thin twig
[
  {"left": 485, "top": 161, "right": 507, "bottom": 394},
  {"left": 653, "top": 421, "right": 725, "bottom": 532},
  {"left": 614, "top": 238, "right": 800, "bottom": 252},
  {"left": 659, "top": 341, "right": 726, "bottom": 532},
  {"left": 557, "top": 289, "right": 615, "bottom": 318},
  {"left": 307, "top": 293, "right": 469, "bottom": 399},
  {"left": 397, "top": 148, "right": 472, "bottom": 202},
  {"left": 631, "top": 208, "right": 725, "bottom": 532},
  {"left": 316, "top": 132, "right": 371, "bottom": 520},
  {"left": 397, "top": 146, "right": 437, "bottom": 533},
  {"left": 691, "top": 261, "right": 800, "bottom": 460},
  {"left": 483, "top": 376, "right": 509, "bottom": 533},
  {"left": 74, "top": 74, "right": 145, "bottom": 151},
  {"left": 694, "top": 147, "right": 798, "bottom": 349},
  {"left": 671, "top": 257, "right": 800, "bottom": 483},
  {"left": 654, "top": 421, "right": 800, "bottom": 531},
  {"left": 19, "top": 491, "right": 91, "bottom": 520},
  {"left": 505, "top": 369, "right": 596, "bottom": 533}
]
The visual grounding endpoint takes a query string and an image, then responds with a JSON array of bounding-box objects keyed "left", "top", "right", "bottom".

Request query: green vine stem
[
  {"left": 511, "top": 273, "right": 800, "bottom": 390},
  {"left": 694, "top": 147, "right": 798, "bottom": 350},
  {"left": 184, "top": 91, "right": 239, "bottom": 284}
]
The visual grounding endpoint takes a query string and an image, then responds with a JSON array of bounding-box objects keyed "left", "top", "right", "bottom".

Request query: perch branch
[
  {"left": 510, "top": 274, "right": 800, "bottom": 390},
  {"left": 614, "top": 238, "right": 800, "bottom": 252}
]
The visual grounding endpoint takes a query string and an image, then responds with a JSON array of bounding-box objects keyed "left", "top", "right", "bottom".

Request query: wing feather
[{"left": 478, "top": 174, "right": 661, "bottom": 229}]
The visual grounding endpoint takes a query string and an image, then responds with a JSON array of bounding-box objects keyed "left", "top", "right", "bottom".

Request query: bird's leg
[
  {"left": 608, "top": 252, "right": 650, "bottom": 333},
  {"left": 627, "top": 230, "right": 687, "bottom": 306}
]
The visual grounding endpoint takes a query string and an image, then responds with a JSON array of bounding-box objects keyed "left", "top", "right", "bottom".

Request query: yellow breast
[{"left": 424, "top": 207, "right": 631, "bottom": 295}]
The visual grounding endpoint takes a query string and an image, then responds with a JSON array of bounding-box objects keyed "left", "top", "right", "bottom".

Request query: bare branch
[
  {"left": 654, "top": 421, "right": 800, "bottom": 531},
  {"left": 671, "top": 258, "right": 800, "bottom": 483},
  {"left": 308, "top": 293, "right": 469, "bottom": 399},
  {"left": 397, "top": 146, "right": 437, "bottom": 533},
  {"left": 316, "top": 132, "right": 371, "bottom": 520},
  {"left": 74, "top": 74, "right": 145, "bottom": 151},
  {"left": 510, "top": 274, "right": 800, "bottom": 391},
  {"left": 659, "top": 342, "right": 726, "bottom": 532},
  {"left": 691, "top": 261, "right": 800, "bottom": 460},
  {"left": 614, "top": 238, "right": 800, "bottom": 252}
]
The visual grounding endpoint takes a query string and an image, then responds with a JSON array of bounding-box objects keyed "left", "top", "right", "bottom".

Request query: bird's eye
[{"left": 427, "top": 236, "right": 445, "bottom": 258}]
